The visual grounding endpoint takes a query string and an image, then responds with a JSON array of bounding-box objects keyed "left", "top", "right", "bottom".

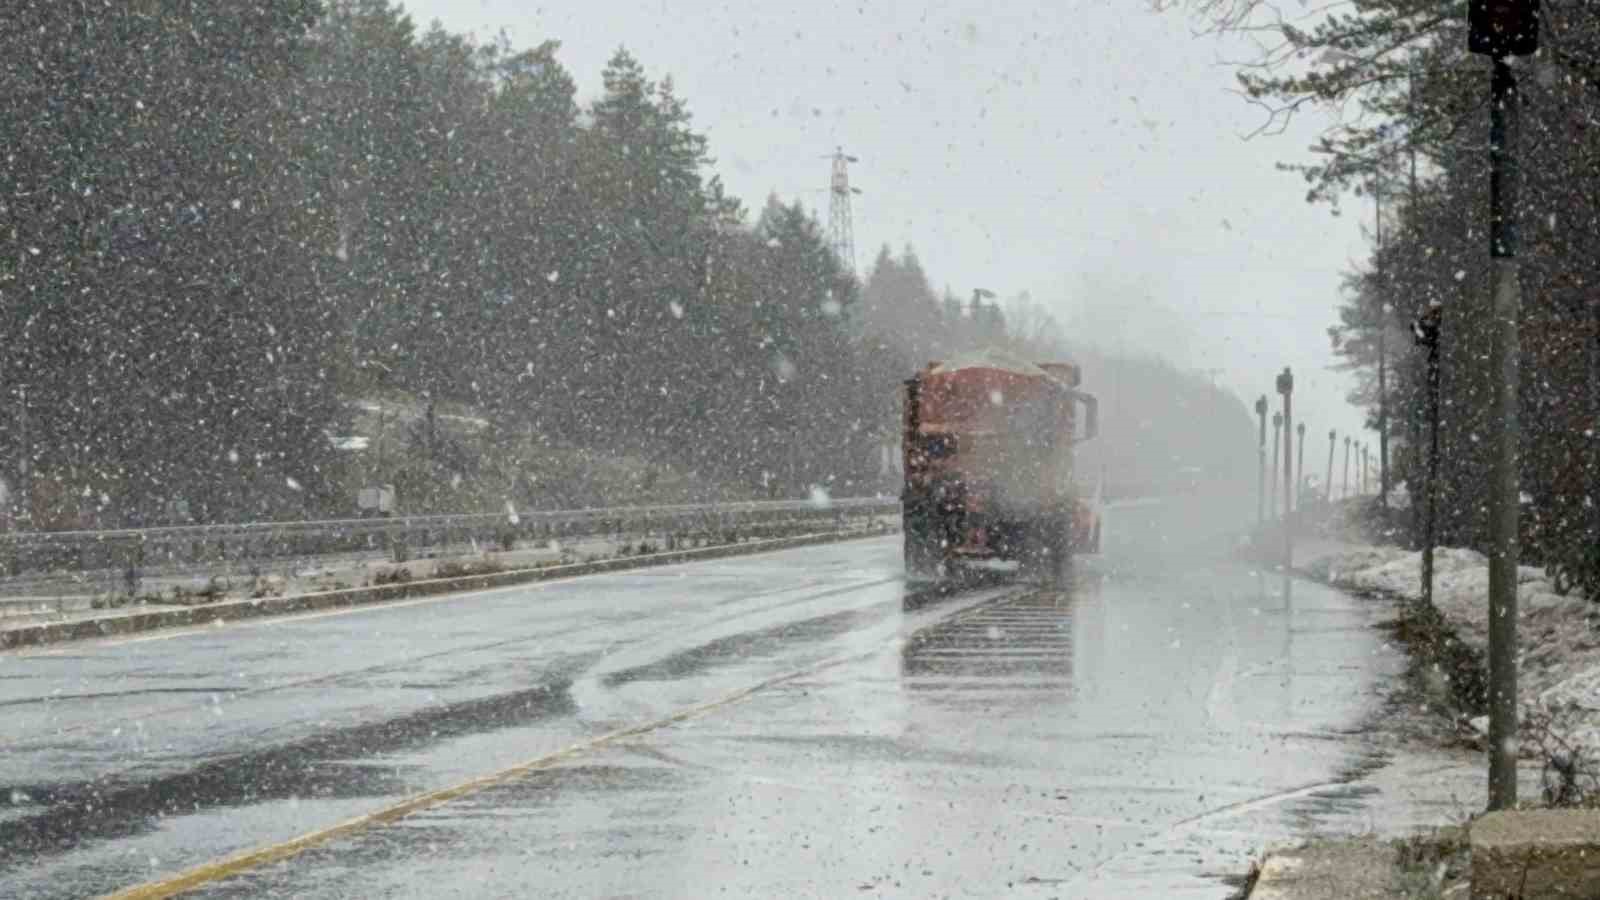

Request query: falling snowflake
[
  {"left": 669, "top": 301, "right": 684, "bottom": 319},
  {"left": 285, "top": 476, "right": 303, "bottom": 491}
]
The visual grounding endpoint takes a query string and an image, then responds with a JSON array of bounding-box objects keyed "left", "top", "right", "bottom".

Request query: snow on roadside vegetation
[{"left": 1306, "top": 546, "right": 1600, "bottom": 756}]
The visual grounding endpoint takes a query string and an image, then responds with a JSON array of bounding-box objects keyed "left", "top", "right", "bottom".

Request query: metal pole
[
  {"left": 1343, "top": 437, "right": 1352, "bottom": 501},
  {"left": 1375, "top": 180, "right": 1390, "bottom": 510},
  {"left": 1486, "top": 55, "right": 1522, "bottom": 811},
  {"left": 17, "top": 386, "right": 30, "bottom": 530},
  {"left": 1270, "top": 412, "right": 1282, "bottom": 520},
  {"left": 1296, "top": 423, "right": 1306, "bottom": 516},
  {"left": 1410, "top": 358, "right": 1425, "bottom": 547},
  {"left": 1326, "top": 430, "right": 1336, "bottom": 510},
  {"left": 1418, "top": 304, "right": 1442, "bottom": 608},
  {"left": 1256, "top": 396, "right": 1268, "bottom": 528},
  {"left": 1280, "top": 368, "right": 1294, "bottom": 568},
  {"left": 1409, "top": 69, "right": 1425, "bottom": 549},
  {"left": 1590, "top": 296, "right": 1600, "bottom": 605}
]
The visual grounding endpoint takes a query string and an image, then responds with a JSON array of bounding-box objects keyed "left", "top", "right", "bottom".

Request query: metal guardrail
[{"left": 0, "top": 497, "right": 900, "bottom": 585}]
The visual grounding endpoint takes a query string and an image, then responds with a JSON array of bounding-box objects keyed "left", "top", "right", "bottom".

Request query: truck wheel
[
  {"left": 903, "top": 507, "right": 944, "bottom": 584},
  {"left": 1047, "top": 516, "right": 1072, "bottom": 585},
  {"left": 1016, "top": 521, "right": 1062, "bottom": 585}
]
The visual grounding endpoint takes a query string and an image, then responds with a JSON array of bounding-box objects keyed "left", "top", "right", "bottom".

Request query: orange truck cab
[{"left": 901, "top": 347, "right": 1098, "bottom": 582}]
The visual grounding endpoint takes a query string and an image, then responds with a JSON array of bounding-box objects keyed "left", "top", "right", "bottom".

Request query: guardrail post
[
  {"left": 123, "top": 538, "right": 144, "bottom": 602},
  {"left": 391, "top": 522, "right": 409, "bottom": 564}
]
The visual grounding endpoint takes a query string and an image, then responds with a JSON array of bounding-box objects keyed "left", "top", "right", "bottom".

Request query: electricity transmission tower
[{"left": 826, "top": 147, "right": 860, "bottom": 275}]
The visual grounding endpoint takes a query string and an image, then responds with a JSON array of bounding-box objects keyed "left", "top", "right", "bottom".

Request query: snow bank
[{"left": 1310, "top": 545, "right": 1600, "bottom": 759}]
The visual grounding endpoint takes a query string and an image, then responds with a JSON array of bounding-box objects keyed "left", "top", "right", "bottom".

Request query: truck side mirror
[
  {"left": 1072, "top": 392, "right": 1098, "bottom": 444},
  {"left": 1082, "top": 394, "right": 1098, "bottom": 442}
]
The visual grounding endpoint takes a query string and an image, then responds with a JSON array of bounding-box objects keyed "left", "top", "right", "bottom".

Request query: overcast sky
[{"left": 403, "top": 0, "right": 1375, "bottom": 447}]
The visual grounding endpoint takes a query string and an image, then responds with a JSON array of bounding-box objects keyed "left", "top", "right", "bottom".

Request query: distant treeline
[{"left": 1, "top": 0, "right": 1247, "bottom": 528}]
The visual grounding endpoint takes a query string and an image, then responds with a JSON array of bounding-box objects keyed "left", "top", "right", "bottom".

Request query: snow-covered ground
[{"left": 1305, "top": 546, "right": 1600, "bottom": 757}]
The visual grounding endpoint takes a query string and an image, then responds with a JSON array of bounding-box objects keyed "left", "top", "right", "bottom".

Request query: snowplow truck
[{"left": 901, "top": 348, "right": 1099, "bottom": 582}]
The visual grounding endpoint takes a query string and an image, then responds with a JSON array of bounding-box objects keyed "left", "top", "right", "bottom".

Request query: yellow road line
[
  {"left": 105, "top": 582, "right": 1023, "bottom": 899},
  {"left": 103, "top": 650, "right": 868, "bottom": 900}
]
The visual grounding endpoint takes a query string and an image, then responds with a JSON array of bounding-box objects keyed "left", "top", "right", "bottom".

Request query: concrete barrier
[
  {"left": 1471, "top": 809, "right": 1600, "bottom": 899},
  {"left": 0, "top": 525, "right": 897, "bottom": 651}
]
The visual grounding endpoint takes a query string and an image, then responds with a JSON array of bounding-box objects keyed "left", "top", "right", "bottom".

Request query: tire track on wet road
[{"left": 103, "top": 583, "right": 1029, "bottom": 899}]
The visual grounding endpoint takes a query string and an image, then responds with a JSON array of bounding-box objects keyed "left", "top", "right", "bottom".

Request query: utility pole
[
  {"left": 1343, "top": 436, "right": 1352, "bottom": 500},
  {"left": 1255, "top": 396, "right": 1268, "bottom": 528},
  {"left": 1414, "top": 302, "right": 1443, "bottom": 608},
  {"left": 1277, "top": 368, "right": 1295, "bottom": 567},
  {"left": 1270, "top": 411, "right": 1282, "bottom": 522},
  {"left": 1326, "top": 429, "right": 1337, "bottom": 508},
  {"left": 1468, "top": 0, "right": 1537, "bottom": 808}
]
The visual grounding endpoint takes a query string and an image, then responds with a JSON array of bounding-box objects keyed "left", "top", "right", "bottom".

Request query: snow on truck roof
[{"left": 928, "top": 347, "right": 1075, "bottom": 383}]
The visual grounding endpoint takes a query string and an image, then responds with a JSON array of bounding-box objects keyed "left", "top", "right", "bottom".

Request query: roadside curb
[
  {"left": 1244, "top": 840, "right": 1406, "bottom": 899},
  {"left": 0, "top": 525, "right": 898, "bottom": 651}
]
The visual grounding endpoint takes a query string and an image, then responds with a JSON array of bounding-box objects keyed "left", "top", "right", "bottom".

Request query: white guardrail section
[{"left": 0, "top": 497, "right": 902, "bottom": 584}]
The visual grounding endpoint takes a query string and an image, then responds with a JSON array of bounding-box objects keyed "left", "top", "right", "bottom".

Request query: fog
[{"left": 406, "top": 0, "right": 1372, "bottom": 442}]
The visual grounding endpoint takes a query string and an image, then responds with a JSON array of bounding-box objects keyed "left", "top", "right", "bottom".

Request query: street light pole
[
  {"left": 1255, "top": 396, "right": 1268, "bottom": 528},
  {"left": 1277, "top": 367, "right": 1295, "bottom": 567},
  {"left": 1343, "top": 436, "right": 1352, "bottom": 500},
  {"left": 1270, "top": 411, "right": 1282, "bottom": 521},
  {"left": 1296, "top": 422, "right": 1307, "bottom": 517},
  {"left": 1326, "top": 429, "right": 1337, "bottom": 509}
]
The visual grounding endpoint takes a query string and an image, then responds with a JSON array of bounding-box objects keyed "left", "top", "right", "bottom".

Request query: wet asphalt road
[{"left": 1, "top": 521, "right": 1487, "bottom": 899}]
